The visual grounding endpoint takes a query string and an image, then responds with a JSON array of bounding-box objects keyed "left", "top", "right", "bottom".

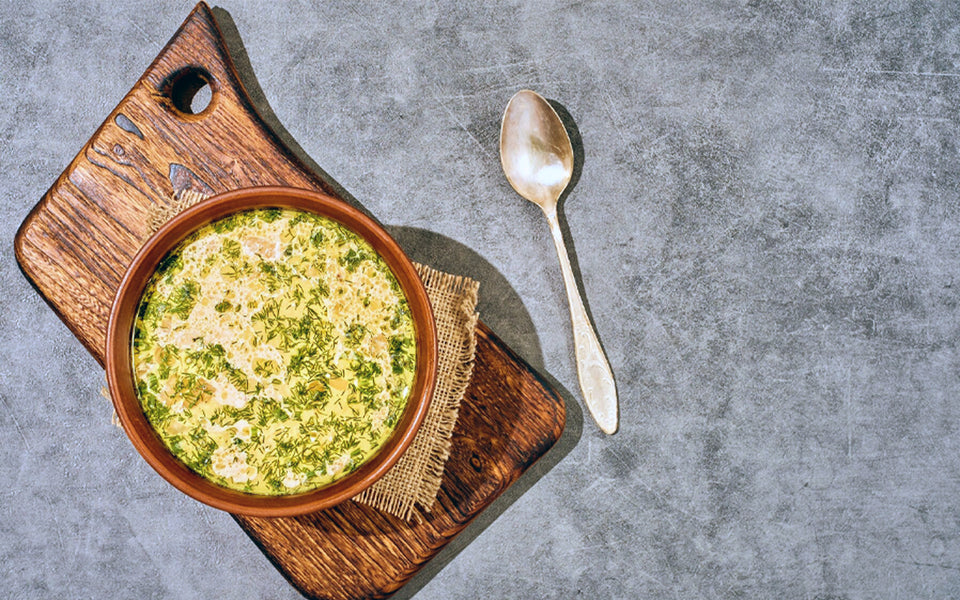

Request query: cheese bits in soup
[{"left": 131, "top": 208, "right": 416, "bottom": 495}]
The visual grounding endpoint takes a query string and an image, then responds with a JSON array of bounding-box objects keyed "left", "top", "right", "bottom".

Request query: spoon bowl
[
  {"left": 500, "top": 90, "right": 574, "bottom": 210},
  {"left": 500, "top": 90, "right": 619, "bottom": 434}
]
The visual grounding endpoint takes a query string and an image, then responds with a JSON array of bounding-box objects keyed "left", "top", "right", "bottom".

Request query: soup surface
[{"left": 132, "top": 208, "right": 416, "bottom": 495}]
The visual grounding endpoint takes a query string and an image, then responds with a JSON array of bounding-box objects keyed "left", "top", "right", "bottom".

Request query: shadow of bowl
[{"left": 387, "top": 225, "right": 547, "bottom": 373}]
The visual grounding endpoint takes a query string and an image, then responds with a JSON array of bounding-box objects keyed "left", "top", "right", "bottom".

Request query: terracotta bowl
[{"left": 105, "top": 186, "right": 437, "bottom": 517}]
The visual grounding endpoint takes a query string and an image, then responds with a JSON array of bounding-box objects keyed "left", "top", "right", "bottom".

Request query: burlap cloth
[{"left": 109, "top": 191, "right": 479, "bottom": 522}]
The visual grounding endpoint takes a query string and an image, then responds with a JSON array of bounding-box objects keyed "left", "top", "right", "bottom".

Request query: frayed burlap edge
[
  {"left": 355, "top": 265, "right": 478, "bottom": 521},
  {"left": 149, "top": 189, "right": 208, "bottom": 232},
  {"left": 104, "top": 190, "right": 479, "bottom": 522}
]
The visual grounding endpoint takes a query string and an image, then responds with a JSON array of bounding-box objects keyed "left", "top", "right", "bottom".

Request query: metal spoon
[{"left": 499, "top": 89, "right": 619, "bottom": 434}]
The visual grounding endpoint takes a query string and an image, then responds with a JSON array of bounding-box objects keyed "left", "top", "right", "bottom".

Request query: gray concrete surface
[{"left": 3, "top": 1, "right": 960, "bottom": 598}]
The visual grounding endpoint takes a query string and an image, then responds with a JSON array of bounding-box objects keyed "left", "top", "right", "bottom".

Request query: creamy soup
[{"left": 132, "top": 208, "right": 416, "bottom": 495}]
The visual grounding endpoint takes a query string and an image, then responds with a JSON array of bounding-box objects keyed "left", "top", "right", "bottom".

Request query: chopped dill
[{"left": 131, "top": 208, "right": 417, "bottom": 496}]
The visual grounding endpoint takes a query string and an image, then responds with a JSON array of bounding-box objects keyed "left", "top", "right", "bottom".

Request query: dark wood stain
[{"left": 13, "top": 3, "right": 564, "bottom": 599}]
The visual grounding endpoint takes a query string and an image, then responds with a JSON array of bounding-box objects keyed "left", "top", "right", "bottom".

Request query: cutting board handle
[{"left": 15, "top": 1, "right": 337, "bottom": 360}]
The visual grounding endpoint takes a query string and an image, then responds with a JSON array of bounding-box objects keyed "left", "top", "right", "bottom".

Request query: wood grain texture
[
  {"left": 236, "top": 322, "right": 565, "bottom": 600},
  {"left": 13, "top": 3, "right": 565, "bottom": 599},
  {"left": 15, "top": 1, "right": 333, "bottom": 362}
]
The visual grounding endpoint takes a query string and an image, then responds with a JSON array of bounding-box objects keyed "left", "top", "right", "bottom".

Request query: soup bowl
[{"left": 105, "top": 186, "right": 437, "bottom": 517}]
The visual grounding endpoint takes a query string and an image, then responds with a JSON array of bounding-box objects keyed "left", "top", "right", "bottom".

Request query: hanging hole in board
[{"left": 163, "top": 67, "right": 215, "bottom": 116}]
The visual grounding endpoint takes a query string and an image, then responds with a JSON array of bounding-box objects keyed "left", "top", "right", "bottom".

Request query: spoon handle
[{"left": 545, "top": 211, "right": 619, "bottom": 434}]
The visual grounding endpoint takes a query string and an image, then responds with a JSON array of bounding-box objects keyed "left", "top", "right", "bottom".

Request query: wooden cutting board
[{"left": 13, "top": 3, "right": 565, "bottom": 599}]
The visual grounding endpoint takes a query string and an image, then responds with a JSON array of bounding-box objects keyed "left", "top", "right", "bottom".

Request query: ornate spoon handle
[{"left": 545, "top": 209, "right": 619, "bottom": 434}]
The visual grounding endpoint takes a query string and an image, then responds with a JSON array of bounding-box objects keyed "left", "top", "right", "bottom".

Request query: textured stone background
[{"left": 3, "top": 1, "right": 960, "bottom": 598}]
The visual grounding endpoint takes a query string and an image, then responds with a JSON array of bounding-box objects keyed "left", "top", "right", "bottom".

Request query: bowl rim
[{"left": 105, "top": 186, "right": 437, "bottom": 517}]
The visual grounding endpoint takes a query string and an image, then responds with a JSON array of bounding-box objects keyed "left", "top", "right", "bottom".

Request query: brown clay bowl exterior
[{"left": 105, "top": 186, "right": 437, "bottom": 517}]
